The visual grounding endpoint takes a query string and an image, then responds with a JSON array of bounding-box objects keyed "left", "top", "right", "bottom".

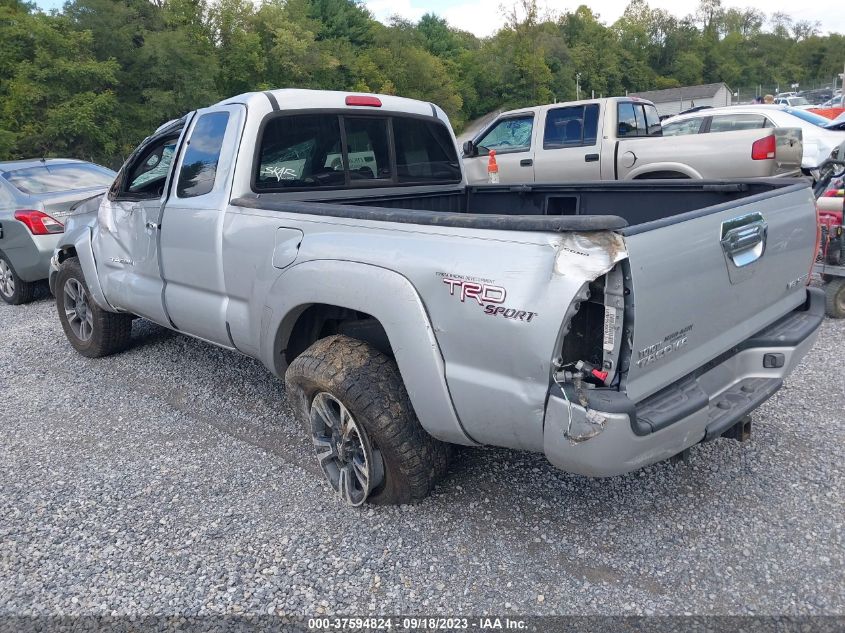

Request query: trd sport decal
[{"left": 437, "top": 273, "right": 538, "bottom": 322}]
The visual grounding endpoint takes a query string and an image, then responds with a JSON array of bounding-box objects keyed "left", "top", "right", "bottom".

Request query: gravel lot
[{"left": 1, "top": 289, "right": 843, "bottom": 618}]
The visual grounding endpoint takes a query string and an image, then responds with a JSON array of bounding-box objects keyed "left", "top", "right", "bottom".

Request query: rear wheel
[
  {"left": 0, "top": 254, "right": 36, "bottom": 305},
  {"left": 824, "top": 278, "right": 845, "bottom": 318},
  {"left": 285, "top": 335, "right": 449, "bottom": 506},
  {"left": 56, "top": 257, "right": 133, "bottom": 357}
]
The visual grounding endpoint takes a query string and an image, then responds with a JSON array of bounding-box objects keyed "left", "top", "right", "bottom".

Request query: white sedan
[{"left": 662, "top": 105, "right": 845, "bottom": 174}]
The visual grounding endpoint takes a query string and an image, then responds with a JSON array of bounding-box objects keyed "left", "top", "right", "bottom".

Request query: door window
[
  {"left": 662, "top": 118, "right": 705, "bottom": 136},
  {"left": 709, "top": 114, "right": 768, "bottom": 132},
  {"left": 177, "top": 112, "right": 229, "bottom": 198},
  {"left": 543, "top": 104, "right": 599, "bottom": 149},
  {"left": 476, "top": 116, "right": 533, "bottom": 154},
  {"left": 125, "top": 138, "right": 179, "bottom": 198}
]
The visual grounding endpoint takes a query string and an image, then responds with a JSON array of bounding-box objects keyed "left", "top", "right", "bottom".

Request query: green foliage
[{"left": 0, "top": 0, "right": 842, "bottom": 167}]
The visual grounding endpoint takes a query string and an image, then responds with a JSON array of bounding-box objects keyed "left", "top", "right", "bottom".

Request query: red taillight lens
[
  {"left": 751, "top": 135, "right": 776, "bottom": 160},
  {"left": 345, "top": 95, "right": 382, "bottom": 107},
  {"left": 14, "top": 210, "right": 64, "bottom": 235}
]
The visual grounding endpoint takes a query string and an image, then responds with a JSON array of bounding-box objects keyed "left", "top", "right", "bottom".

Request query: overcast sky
[
  {"left": 31, "top": 0, "right": 845, "bottom": 37},
  {"left": 363, "top": 0, "right": 844, "bottom": 37}
]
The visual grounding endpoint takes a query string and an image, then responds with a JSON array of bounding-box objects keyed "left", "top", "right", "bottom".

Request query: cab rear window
[{"left": 254, "top": 113, "right": 461, "bottom": 191}]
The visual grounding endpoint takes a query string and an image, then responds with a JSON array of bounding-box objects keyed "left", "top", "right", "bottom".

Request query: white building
[{"left": 630, "top": 82, "right": 733, "bottom": 117}]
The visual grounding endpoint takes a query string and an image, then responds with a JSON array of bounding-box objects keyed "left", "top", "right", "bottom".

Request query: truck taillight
[
  {"left": 14, "top": 210, "right": 64, "bottom": 235},
  {"left": 751, "top": 135, "right": 776, "bottom": 160}
]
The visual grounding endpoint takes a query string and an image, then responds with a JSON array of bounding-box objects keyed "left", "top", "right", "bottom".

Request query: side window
[
  {"left": 476, "top": 116, "right": 533, "bottom": 154},
  {"left": 709, "top": 114, "right": 767, "bottom": 133},
  {"left": 125, "top": 137, "right": 179, "bottom": 198},
  {"left": 618, "top": 103, "right": 662, "bottom": 138},
  {"left": 256, "top": 115, "right": 344, "bottom": 190},
  {"left": 393, "top": 118, "right": 462, "bottom": 183},
  {"left": 617, "top": 103, "right": 639, "bottom": 137},
  {"left": 343, "top": 117, "right": 392, "bottom": 181},
  {"left": 643, "top": 105, "right": 662, "bottom": 136},
  {"left": 662, "top": 118, "right": 704, "bottom": 136},
  {"left": 543, "top": 104, "right": 599, "bottom": 149},
  {"left": 177, "top": 112, "right": 229, "bottom": 198}
]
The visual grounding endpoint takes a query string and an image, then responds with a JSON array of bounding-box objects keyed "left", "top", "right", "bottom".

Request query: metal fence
[{"left": 733, "top": 80, "right": 842, "bottom": 104}]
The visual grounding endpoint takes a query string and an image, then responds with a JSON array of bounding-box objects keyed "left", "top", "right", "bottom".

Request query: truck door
[
  {"left": 94, "top": 120, "right": 188, "bottom": 325},
  {"left": 464, "top": 113, "right": 536, "bottom": 184},
  {"left": 159, "top": 104, "right": 245, "bottom": 347},
  {"left": 532, "top": 104, "right": 603, "bottom": 182}
]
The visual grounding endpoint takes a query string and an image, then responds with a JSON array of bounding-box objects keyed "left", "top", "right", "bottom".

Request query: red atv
[{"left": 815, "top": 156, "right": 845, "bottom": 317}]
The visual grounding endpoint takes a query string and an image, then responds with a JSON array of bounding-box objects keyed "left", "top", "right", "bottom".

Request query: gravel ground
[{"left": 0, "top": 289, "right": 843, "bottom": 618}]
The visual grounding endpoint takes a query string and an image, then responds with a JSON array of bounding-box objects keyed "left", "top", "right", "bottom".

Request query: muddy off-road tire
[
  {"left": 56, "top": 257, "right": 133, "bottom": 358},
  {"left": 824, "top": 278, "right": 845, "bottom": 318},
  {"left": 0, "top": 253, "right": 36, "bottom": 305},
  {"left": 285, "top": 335, "right": 449, "bottom": 506}
]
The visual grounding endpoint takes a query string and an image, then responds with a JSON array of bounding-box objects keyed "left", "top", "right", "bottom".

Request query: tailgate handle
[{"left": 721, "top": 215, "right": 767, "bottom": 268}]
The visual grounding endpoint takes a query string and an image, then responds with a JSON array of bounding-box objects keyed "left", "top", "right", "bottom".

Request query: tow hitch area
[{"left": 721, "top": 416, "right": 753, "bottom": 443}]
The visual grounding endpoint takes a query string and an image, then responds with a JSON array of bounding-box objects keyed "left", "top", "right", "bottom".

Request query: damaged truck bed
[{"left": 53, "top": 89, "right": 824, "bottom": 505}]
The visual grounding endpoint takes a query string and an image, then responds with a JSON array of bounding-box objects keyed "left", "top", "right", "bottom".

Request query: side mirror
[{"left": 462, "top": 140, "right": 476, "bottom": 157}]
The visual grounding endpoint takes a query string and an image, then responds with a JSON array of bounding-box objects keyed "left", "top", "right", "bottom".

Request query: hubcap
[
  {"left": 63, "top": 278, "right": 94, "bottom": 342},
  {"left": 310, "top": 392, "right": 384, "bottom": 506},
  {"left": 0, "top": 259, "right": 14, "bottom": 298}
]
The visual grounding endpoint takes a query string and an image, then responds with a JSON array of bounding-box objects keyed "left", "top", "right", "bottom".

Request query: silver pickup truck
[
  {"left": 51, "top": 89, "right": 824, "bottom": 506},
  {"left": 462, "top": 97, "right": 803, "bottom": 184}
]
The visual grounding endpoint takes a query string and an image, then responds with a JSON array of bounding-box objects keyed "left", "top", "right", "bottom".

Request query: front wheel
[
  {"left": 0, "top": 253, "right": 36, "bottom": 305},
  {"left": 56, "top": 257, "right": 133, "bottom": 357},
  {"left": 824, "top": 278, "right": 845, "bottom": 318},
  {"left": 285, "top": 335, "right": 449, "bottom": 506}
]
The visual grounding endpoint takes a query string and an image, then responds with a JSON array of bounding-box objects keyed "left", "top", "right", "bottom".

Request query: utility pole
[{"left": 576, "top": 73, "right": 581, "bottom": 101}]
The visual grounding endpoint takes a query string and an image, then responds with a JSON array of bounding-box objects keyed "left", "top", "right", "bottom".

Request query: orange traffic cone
[{"left": 488, "top": 150, "right": 499, "bottom": 184}]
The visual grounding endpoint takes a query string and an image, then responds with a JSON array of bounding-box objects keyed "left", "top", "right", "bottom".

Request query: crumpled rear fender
[{"left": 56, "top": 225, "right": 115, "bottom": 312}]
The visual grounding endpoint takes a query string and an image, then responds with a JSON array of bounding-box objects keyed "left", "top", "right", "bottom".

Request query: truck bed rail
[{"left": 231, "top": 196, "right": 628, "bottom": 232}]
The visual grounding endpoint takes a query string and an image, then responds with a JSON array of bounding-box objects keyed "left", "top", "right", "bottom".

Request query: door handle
[
  {"left": 585, "top": 153, "right": 599, "bottom": 162},
  {"left": 146, "top": 221, "right": 160, "bottom": 231},
  {"left": 520, "top": 159, "right": 533, "bottom": 167}
]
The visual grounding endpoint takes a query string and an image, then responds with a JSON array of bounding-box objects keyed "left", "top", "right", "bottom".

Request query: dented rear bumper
[{"left": 542, "top": 287, "right": 824, "bottom": 477}]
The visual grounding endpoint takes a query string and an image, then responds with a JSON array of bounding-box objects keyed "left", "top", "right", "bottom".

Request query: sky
[{"left": 32, "top": 0, "right": 845, "bottom": 37}]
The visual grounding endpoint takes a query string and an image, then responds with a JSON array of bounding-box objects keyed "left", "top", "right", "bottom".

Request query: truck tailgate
[{"left": 621, "top": 184, "right": 817, "bottom": 402}]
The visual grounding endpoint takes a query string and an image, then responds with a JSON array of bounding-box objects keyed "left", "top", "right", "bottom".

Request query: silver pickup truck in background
[
  {"left": 462, "top": 97, "right": 803, "bottom": 184},
  {"left": 51, "top": 89, "right": 823, "bottom": 506}
]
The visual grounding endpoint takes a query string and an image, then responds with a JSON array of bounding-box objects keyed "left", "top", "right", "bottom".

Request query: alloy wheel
[
  {"left": 310, "top": 391, "right": 384, "bottom": 506},
  {"left": 0, "top": 259, "right": 14, "bottom": 298},
  {"left": 63, "top": 278, "right": 94, "bottom": 342}
]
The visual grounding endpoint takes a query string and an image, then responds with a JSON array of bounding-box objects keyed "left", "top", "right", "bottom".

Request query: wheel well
[
  {"left": 57, "top": 246, "right": 78, "bottom": 263},
  {"left": 284, "top": 304, "right": 392, "bottom": 365},
  {"left": 633, "top": 170, "right": 690, "bottom": 180}
]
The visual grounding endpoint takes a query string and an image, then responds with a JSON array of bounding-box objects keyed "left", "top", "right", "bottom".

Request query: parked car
[
  {"left": 774, "top": 96, "right": 812, "bottom": 108},
  {"left": 462, "top": 97, "right": 802, "bottom": 184},
  {"left": 662, "top": 105, "right": 845, "bottom": 177},
  {"left": 0, "top": 159, "right": 115, "bottom": 304},
  {"left": 51, "top": 89, "right": 822, "bottom": 506}
]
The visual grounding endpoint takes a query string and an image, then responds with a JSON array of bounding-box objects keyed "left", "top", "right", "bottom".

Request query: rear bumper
[
  {"left": 543, "top": 287, "right": 824, "bottom": 477},
  {"left": 0, "top": 233, "right": 60, "bottom": 283}
]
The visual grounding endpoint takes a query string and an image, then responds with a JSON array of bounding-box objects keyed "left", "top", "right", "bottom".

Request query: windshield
[
  {"left": 787, "top": 97, "right": 810, "bottom": 106},
  {"left": 783, "top": 108, "right": 837, "bottom": 128},
  {"left": 3, "top": 163, "right": 115, "bottom": 195}
]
